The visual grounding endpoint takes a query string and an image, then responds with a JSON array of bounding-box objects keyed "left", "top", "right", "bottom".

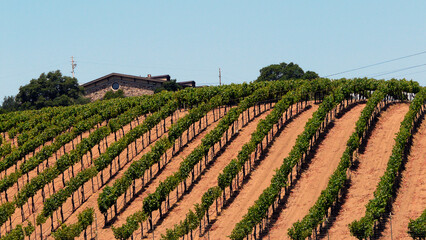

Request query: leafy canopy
[
  {"left": 4, "top": 70, "right": 88, "bottom": 111},
  {"left": 154, "top": 79, "right": 183, "bottom": 93},
  {"left": 255, "top": 62, "right": 319, "bottom": 82}
]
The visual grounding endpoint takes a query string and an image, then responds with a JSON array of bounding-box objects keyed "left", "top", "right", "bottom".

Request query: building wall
[{"left": 84, "top": 76, "right": 163, "bottom": 101}]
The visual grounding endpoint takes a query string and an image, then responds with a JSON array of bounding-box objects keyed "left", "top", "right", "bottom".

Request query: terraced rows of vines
[{"left": 0, "top": 78, "right": 424, "bottom": 240}]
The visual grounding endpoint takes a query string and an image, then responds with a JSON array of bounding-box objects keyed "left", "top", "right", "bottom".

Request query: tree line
[{"left": 1, "top": 62, "right": 318, "bottom": 112}]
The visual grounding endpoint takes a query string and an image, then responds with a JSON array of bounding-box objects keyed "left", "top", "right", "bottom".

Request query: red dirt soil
[
  {"left": 379, "top": 110, "right": 426, "bottom": 240},
  {"left": 326, "top": 103, "right": 410, "bottom": 239},
  {"left": 0, "top": 119, "right": 111, "bottom": 205},
  {"left": 43, "top": 108, "right": 220, "bottom": 239},
  {"left": 206, "top": 104, "right": 318, "bottom": 239},
  {"left": 106, "top": 111, "right": 222, "bottom": 234},
  {"left": 151, "top": 109, "right": 272, "bottom": 238},
  {"left": 267, "top": 103, "right": 366, "bottom": 240},
  {"left": 42, "top": 110, "right": 191, "bottom": 236},
  {"left": 15, "top": 110, "right": 186, "bottom": 238}
]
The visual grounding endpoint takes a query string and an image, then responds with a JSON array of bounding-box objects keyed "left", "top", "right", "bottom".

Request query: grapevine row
[
  {"left": 229, "top": 81, "right": 362, "bottom": 240},
  {"left": 0, "top": 99, "right": 131, "bottom": 175},
  {"left": 51, "top": 208, "right": 94, "bottom": 240},
  {"left": 7, "top": 107, "right": 62, "bottom": 142},
  {"left": 0, "top": 106, "right": 84, "bottom": 173},
  {"left": 287, "top": 89, "right": 388, "bottom": 239},
  {"left": 112, "top": 79, "right": 303, "bottom": 239},
  {"left": 98, "top": 87, "right": 247, "bottom": 218},
  {"left": 229, "top": 78, "right": 421, "bottom": 240},
  {"left": 159, "top": 79, "right": 331, "bottom": 240},
  {"left": 407, "top": 209, "right": 426, "bottom": 239},
  {"left": 0, "top": 110, "right": 38, "bottom": 134},
  {"left": 0, "top": 94, "right": 163, "bottom": 201},
  {"left": 349, "top": 87, "right": 426, "bottom": 239},
  {"left": 0, "top": 91, "right": 177, "bottom": 231},
  {"left": 34, "top": 85, "right": 234, "bottom": 234},
  {"left": 14, "top": 106, "right": 80, "bottom": 147},
  {"left": 0, "top": 144, "right": 12, "bottom": 160}
]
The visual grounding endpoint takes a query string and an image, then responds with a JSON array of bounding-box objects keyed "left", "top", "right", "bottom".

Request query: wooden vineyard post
[{"left": 94, "top": 211, "right": 98, "bottom": 240}]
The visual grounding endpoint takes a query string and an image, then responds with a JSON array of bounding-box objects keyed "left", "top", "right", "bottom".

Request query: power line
[
  {"left": 368, "top": 63, "right": 426, "bottom": 78},
  {"left": 393, "top": 69, "right": 426, "bottom": 78},
  {"left": 324, "top": 50, "right": 426, "bottom": 77},
  {"left": 78, "top": 58, "right": 214, "bottom": 72}
]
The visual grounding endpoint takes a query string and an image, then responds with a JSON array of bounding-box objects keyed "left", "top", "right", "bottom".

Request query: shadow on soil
[{"left": 256, "top": 101, "right": 366, "bottom": 239}]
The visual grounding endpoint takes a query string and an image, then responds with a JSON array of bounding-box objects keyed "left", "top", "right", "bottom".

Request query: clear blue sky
[{"left": 1, "top": 1, "right": 425, "bottom": 101}]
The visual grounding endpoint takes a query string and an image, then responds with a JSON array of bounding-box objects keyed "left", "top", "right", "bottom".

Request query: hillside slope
[
  {"left": 380, "top": 113, "right": 426, "bottom": 239},
  {"left": 206, "top": 104, "right": 318, "bottom": 239},
  {"left": 151, "top": 109, "right": 272, "bottom": 238},
  {"left": 267, "top": 103, "right": 365, "bottom": 239},
  {"left": 326, "top": 103, "right": 409, "bottom": 239}
]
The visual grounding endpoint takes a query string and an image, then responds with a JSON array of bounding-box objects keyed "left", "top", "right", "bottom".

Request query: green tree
[
  {"left": 303, "top": 71, "right": 319, "bottom": 80},
  {"left": 154, "top": 79, "right": 183, "bottom": 93},
  {"left": 1, "top": 96, "right": 19, "bottom": 112},
  {"left": 15, "top": 70, "right": 85, "bottom": 110},
  {"left": 255, "top": 62, "right": 318, "bottom": 81}
]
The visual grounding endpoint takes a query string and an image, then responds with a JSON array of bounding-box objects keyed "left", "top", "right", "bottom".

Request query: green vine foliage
[
  {"left": 0, "top": 224, "right": 25, "bottom": 240},
  {"left": 349, "top": 87, "right": 426, "bottom": 239},
  {"left": 0, "top": 110, "right": 33, "bottom": 132},
  {"left": 7, "top": 108, "right": 60, "bottom": 140},
  {"left": 51, "top": 208, "right": 94, "bottom": 240},
  {"left": 109, "top": 81, "right": 281, "bottom": 239},
  {"left": 0, "top": 143, "right": 12, "bottom": 159},
  {"left": 0, "top": 92, "right": 176, "bottom": 228},
  {"left": 229, "top": 80, "right": 371, "bottom": 240},
  {"left": 6, "top": 106, "right": 64, "bottom": 140},
  {"left": 111, "top": 211, "right": 147, "bottom": 240},
  {"left": 0, "top": 202, "right": 15, "bottom": 226},
  {"left": 408, "top": 209, "right": 426, "bottom": 239},
  {"left": 231, "top": 79, "right": 420, "bottom": 240},
  {"left": 287, "top": 90, "right": 387, "bottom": 239},
  {"left": 112, "top": 80, "right": 303, "bottom": 239},
  {"left": 0, "top": 103, "right": 104, "bottom": 173},
  {"left": 38, "top": 168, "right": 98, "bottom": 224},
  {"left": 163, "top": 80, "right": 335, "bottom": 240},
  {"left": 218, "top": 79, "right": 330, "bottom": 191},
  {"left": 38, "top": 86, "right": 224, "bottom": 225},
  {"left": 23, "top": 221, "right": 35, "bottom": 237},
  {"left": 160, "top": 186, "right": 222, "bottom": 240},
  {"left": 0, "top": 94, "right": 163, "bottom": 194}
]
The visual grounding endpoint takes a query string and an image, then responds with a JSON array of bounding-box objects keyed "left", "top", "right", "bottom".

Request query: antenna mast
[
  {"left": 71, "top": 56, "right": 77, "bottom": 78},
  {"left": 219, "top": 68, "right": 221, "bottom": 86}
]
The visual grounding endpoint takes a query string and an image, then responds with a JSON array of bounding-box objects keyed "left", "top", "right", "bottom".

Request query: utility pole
[
  {"left": 71, "top": 56, "right": 77, "bottom": 78},
  {"left": 219, "top": 68, "right": 221, "bottom": 86}
]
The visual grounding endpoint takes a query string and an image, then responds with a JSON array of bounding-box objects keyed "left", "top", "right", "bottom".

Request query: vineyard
[{"left": 0, "top": 78, "right": 424, "bottom": 240}]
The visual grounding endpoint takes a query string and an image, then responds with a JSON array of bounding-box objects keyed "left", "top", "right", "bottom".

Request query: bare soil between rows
[
  {"left": 266, "top": 103, "right": 366, "bottom": 240},
  {"left": 380, "top": 108, "right": 426, "bottom": 240},
  {"left": 325, "top": 103, "right": 410, "bottom": 239},
  {"left": 206, "top": 104, "right": 318, "bottom": 239}
]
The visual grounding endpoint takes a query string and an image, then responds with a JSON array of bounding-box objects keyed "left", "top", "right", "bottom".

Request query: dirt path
[
  {"left": 206, "top": 104, "right": 318, "bottom": 239},
  {"left": 379, "top": 110, "right": 426, "bottom": 240},
  {"left": 267, "top": 103, "right": 366, "bottom": 240},
  {"left": 151, "top": 109, "right": 272, "bottom": 238},
  {"left": 326, "top": 103, "right": 410, "bottom": 239}
]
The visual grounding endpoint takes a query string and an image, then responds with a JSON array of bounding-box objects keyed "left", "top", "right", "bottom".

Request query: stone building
[{"left": 82, "top": 73, "right": 171, "bottom": 101}]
